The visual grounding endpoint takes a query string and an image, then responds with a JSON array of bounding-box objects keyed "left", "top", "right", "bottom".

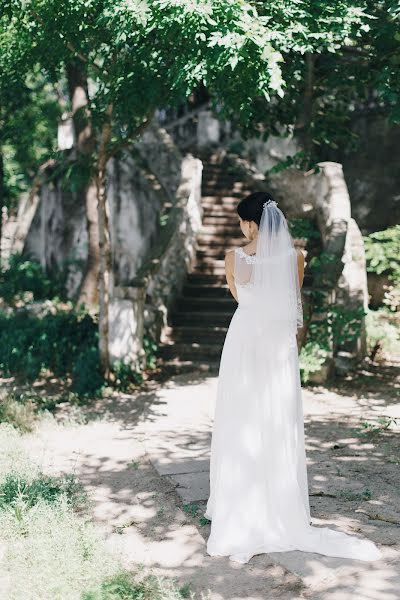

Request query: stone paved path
[
  {"left": 28, "top": 370, "right": 400, "bottom": 600},
  {"left": 135, "top": 372, "right": 400, "bottom": 600}
]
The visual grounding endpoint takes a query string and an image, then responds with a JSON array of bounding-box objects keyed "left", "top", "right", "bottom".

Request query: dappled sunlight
[{"left": 8, "top": 364, "right": 398, "bottom": 599}]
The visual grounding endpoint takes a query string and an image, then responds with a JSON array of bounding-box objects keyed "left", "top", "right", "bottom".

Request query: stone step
[
  {"left": 197, "top": 233, "right": 243, "bottom": 246},
  {"left": 158, "top": 342, "right": 223, "bottom": 361},
  {"left": 192, "top": 258, "right": 228, "bottom": 270},
  {"left": 181, "top": 283, "right": 232, "bottom": 298},
  {"left": 155, "top": 356, "right": 220, "bottom": 375},
  {"left": 194, "top": 257, "right": 226, "bottom": 268},
  {"left": 202, "top": 173, "right": 245, "bottom": 183},
  {"left": 202, "top": 217, "right": 239, "bottom": 227},
  {"left": 171, "top": 310, "right": 234, "bottom": 327},
  {"left": 187, "top": 273, "right": 228, "bottom": 286},
  {"left": 195, "top": 247, "right": 230, "bottom": 259},
  {"left": 200, "top": 225, "right": 240, "bottom": 236},
  {"left": 201, "top": 189, "right": 245, "bottom": 199},
  {"left": 191, "top": 265, "right": 227, "bottom": 276},
  {"left": 201, "top": 213, "right": 237, "bottom": 222},
  {"left": 164, "top": 324, "right": 229, "bottom": 343},
  {"left": 203, "top": 172, "right": 240, "bottom": 180},
  {"left": 201, "top": 198, "right": 242, "bottom": 207},
  {"left": 176, "top": 296, "right": 236, "bottom": 312}
]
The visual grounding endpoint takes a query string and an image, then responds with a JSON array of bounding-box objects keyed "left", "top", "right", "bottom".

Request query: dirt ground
[{"left": 2, "top": 359, "right": 400, "bottom": 600}]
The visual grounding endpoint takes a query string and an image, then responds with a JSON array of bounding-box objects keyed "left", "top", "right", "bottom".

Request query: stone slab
[
  {"left": 150, "top": 457, "right": 210, "bottom": 476},
  {"left": 168, "top": 471, "right": 210, "bottom": 503}
]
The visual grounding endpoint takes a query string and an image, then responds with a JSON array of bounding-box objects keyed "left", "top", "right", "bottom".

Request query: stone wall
[
  {"left": 10, "top": 122, "right": 203, "bottom": 367},
  {"left": 329, "top": 115, "right": 400, "bottom": 234},
  {"left": 224, "top": 116, "right": 400, "bottom": 235},
  {"left": 18, "top": 123, "right": 183, "bottom": 298},
  {"left": 109, "top": 154, "right": 203, "bottom": 367}
]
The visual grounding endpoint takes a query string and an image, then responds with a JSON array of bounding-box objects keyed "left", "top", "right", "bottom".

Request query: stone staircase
[
  {"left": 157, "top": 153, "right": 247, "bottom": 372},
  {"left": 157, "top": 152, "right": 318, "bottom": 374}
]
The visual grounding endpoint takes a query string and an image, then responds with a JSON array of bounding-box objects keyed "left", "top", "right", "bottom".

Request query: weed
[
  {"left": 338, "top": 488, "right": 372, "bottom": 502},
  {"left": 182, "top": 503, "right": 199, "bottom": 518},
  {"left": 0, "top": 472, "right": 88, "bottom": 512},
  {"left": 356, "top": 416, "right": 400, "bottom": 436}
]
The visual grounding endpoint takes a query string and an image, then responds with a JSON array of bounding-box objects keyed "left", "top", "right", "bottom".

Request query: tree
[
  {"left": 0, "top": 14, "right": 60, "bottom": 268},
  {"left": 245, "top": 1, "right": 400, "bottom": 165},
  {"left": 0, "top": 0, "right": 288, "bottom": 376},
  {"left": 3, "top": 0, "right": 397, "bottom": 375}
]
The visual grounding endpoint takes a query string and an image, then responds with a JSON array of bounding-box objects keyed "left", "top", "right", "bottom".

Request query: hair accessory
[{"left": 263, "top": 199, "right": 278, "bottom": 209}]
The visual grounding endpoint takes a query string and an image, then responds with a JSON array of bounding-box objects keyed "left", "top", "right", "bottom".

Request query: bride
[{"left": 204, "top": 192, "right": 382, "bottom": 564}]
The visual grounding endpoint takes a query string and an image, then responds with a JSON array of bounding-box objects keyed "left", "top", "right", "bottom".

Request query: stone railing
[
  {"left": 108, "top": 154, "right": 203, "bottom": 368},
  {"left": 156, "top": 101, "right": 231, "bottom": 151}
]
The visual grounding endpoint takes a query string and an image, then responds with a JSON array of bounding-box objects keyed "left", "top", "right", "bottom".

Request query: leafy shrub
[
  {"left": 364, "top": 225, "right": 400, "bottom": 283},
  {"left": 111, "top": 361, "right": 143, "bottom": 392},
  {"left": 0, "top": 308, "right": 104, "bottom": 396},
  {"left": 265, "top": 150, "right": 308, "bottom": 174},
  {"left": 300, "top": 291, "right": 366, "bottom": 383},
  {"left": 71, "top": 345, "right": 105, "bottom": 398},
  {"left": 0, "top": 253, "right": 67, "bottom": 304},
  {"left": 299, "top": 340, "right": 329, "bottom": 383},
  {"left": 288, "top": 218, "right": 320, "bottom": 242},
  {"left": 143, "top": 334, "right": 158, "bottom": 370},
  {"left": 366, "top": 308, "right": 400, "bottom": 361}
]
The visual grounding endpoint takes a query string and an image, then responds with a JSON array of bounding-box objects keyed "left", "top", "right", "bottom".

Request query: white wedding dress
[{"left": 204, "top": 243, "right": 382, "bottom": 564}]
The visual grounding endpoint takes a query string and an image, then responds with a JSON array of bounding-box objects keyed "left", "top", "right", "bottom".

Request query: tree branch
[{"left": 28, "top": 9, "right": 106, "bottom": 77}]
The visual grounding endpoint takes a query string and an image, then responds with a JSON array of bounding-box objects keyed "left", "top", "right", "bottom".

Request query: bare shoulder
[{"left": 224, "top": 247, "right": 236, "bottom": 260}]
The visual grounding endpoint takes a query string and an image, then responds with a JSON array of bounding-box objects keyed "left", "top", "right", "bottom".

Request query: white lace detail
[{"left": 235, "top": 247, "right": 257, "bottom": 264}]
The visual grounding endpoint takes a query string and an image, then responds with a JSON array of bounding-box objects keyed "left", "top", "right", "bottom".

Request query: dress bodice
[{"left": 233, "top": 247, "right": 257, "bottom": 308}]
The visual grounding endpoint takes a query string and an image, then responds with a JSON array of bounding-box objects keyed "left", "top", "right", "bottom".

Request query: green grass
[
  {"left": 0, "top": 472, "right": 88, "bottom": 512},
  {"left": 0, "top": 424, "right": 195, "bottom": 600},
  {"left": 83, "top": 571, "right": 194, "bottom": 600}
]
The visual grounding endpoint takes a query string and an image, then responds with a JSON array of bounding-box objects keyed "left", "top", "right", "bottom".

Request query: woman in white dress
[{"left": 204, "top": 192, "right": 382, "bottom": 564}]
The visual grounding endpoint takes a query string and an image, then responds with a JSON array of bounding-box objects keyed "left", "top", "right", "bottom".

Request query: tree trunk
[
  {"left": 96, "top": 105, "right": 113, "bottom": 377},
  {"left": 66, "top": 61, "right": 99, "bottom": 309}
]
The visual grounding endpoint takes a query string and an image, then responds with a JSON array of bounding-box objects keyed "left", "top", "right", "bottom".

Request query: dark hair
[{"left": 236, "top": 191, "right": 277, "bottom": 227}]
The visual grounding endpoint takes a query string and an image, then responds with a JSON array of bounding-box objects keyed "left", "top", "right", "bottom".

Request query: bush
[
  {"left": 364, "top": 225, "right": 400, "bottom": 283},
  {"left": 366, "top": 308, "right": 400, "bottom": 361},
  {"left": 299, "top": 340, "right": 329, "bottom": 383},
  {"left": 0, "top": 308, "right": 104, "bottom": 396},
  {"left": 0, "top": 253, "right": 67, "bottom": 304},
  {"left": 288, "top": 218, "right": 320, "bottom": 242},
  {"left": 71, "top": 345, "right": 105, "bottom": 398},
  {"left": 111, "top": 361, "right": 143, "bottom": 392}
]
